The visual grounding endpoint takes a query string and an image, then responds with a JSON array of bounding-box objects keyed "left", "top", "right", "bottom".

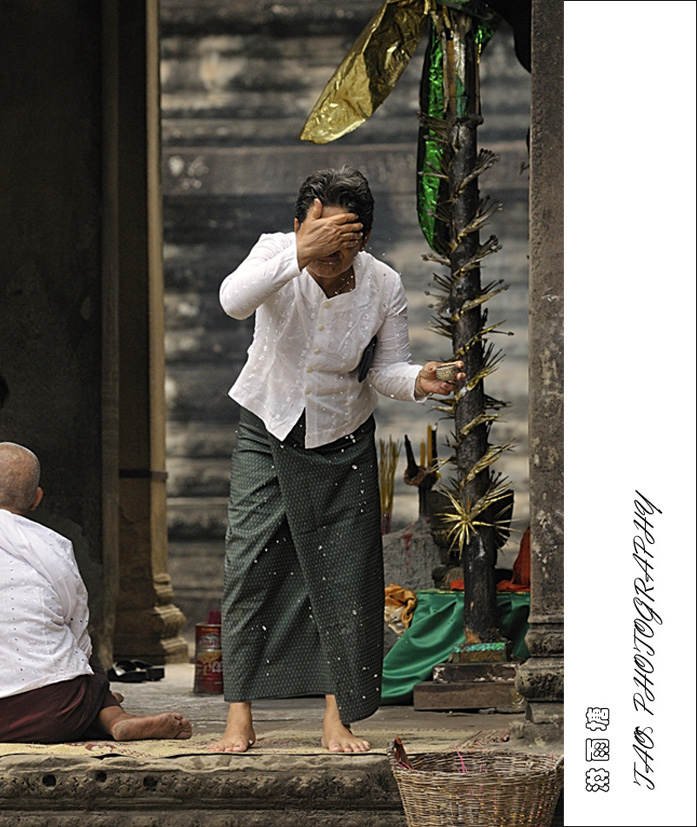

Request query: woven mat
[{"left": 0, "top": 728, "right": 509, "bottom": 761}]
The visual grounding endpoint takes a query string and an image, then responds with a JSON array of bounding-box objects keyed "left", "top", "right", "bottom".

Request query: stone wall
[{"left": 159, "top": 0, "right": 531, "bottom": 641}]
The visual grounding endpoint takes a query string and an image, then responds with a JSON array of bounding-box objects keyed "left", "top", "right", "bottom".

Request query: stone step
[
  {"left": 165, "top": 289, "right": 235, "bottom": 330},
  {"left": 433, "top": 662, "right": 520, "bottom": 682},
  {"left": 167, "top": 421, "right": 238, "bottom": 458},
  {"left": 163, "top": 242, "right": 246, "bottom": 291},
  {"left": 167, "top": 496, "right": 229, "bottom": 539},
  {"left": 166, "top": 363, "right": 241, "bottom": 423},
  {"left": 167, "top": 456, "right": 232, "bottom": 498},
  {"left": 161, "top": 142, "right": 529, "bottom": 199},
  {"left": 160, "top": 0, "right": 379, "bottom": 38},
  {"left": 161, "top": 112, "right": 440, "bottom": 147}
]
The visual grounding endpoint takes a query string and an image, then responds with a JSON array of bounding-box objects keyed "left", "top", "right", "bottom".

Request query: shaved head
[{"left": 0, "top": 442, "right": 41, "bottom": 513}]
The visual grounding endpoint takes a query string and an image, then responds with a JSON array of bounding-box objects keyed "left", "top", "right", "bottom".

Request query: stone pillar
[
  {"left": 514, "top": 0, "right": 564, "bottom": 743},
  {"left": 0, "top": 0, "right": 120, "bottom": 667},
  {"left": 113, "top": 0, "right": 187, "bottom": 663}
]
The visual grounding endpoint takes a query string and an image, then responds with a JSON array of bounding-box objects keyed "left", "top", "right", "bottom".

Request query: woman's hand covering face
[{"left": 295, "top": 199, "right": 365, "bottom": 274}]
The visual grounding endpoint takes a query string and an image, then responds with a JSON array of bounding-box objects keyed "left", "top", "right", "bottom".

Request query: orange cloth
[
  {"left": 384, "top": 584, "right": 418, "bottom": 635},
  {"left": 497, "top": 527, "right": 530, "bottom": 591},
  {"left": 449, "top": 528, "right": 531, "bottom": 592}
]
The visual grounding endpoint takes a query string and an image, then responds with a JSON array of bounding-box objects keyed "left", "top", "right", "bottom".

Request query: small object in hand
[{"left": 435, "top": 362, "right": 460, "bottom": 382}]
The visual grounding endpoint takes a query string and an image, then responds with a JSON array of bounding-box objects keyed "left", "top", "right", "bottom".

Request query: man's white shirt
[{"left": 0, "top": 509, "right": 92, "bottom": 698}]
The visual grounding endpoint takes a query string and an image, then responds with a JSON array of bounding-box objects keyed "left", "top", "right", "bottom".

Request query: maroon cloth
[{"left": 0, "top": 666, "right": 120, "bottom": 743}]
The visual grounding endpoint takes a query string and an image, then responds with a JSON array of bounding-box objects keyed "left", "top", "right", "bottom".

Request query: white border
[{"left": 564, "top": 2, "right": 696, "bottom": 824}]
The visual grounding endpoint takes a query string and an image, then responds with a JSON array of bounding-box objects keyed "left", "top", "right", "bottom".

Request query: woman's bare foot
[
  {"left": 208, "top": 702, "right": 256, "bottom": 753},
  {"left": 99, "top": 707, "right": 192, "bottom": 741},
  {"left": 321, "top": 695, "right": 370, "bottom": 753}
]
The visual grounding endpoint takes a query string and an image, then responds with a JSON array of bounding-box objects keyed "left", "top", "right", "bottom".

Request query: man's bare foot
[
  {"left": 99, "top": 708, "right": 193, "bottom": 741},
  {"left": 321, "top": 695, "right": 370, "bottom": 753},
  {"left": 208, "top": 702, "right": 256, "bottom": 753}
]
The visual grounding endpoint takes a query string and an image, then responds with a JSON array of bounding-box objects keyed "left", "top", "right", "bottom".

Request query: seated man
[{"left": 0, "top": 442, "right": 192, "bottom": 743}]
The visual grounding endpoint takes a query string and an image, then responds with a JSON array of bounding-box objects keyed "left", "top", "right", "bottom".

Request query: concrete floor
[
  {"left": 120, "top": 662, "right": 525, "bottom": 750},
  {"left": 0, "top": 665, "right": 564, "bottom": 826}
]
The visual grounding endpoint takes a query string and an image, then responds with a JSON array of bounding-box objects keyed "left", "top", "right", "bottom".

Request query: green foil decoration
[
  {"left": 416, "top": 29, "right": 448, "bottom": 254},
  {"left": 416, "top": 8, "right": 498, "bottom": 252}
]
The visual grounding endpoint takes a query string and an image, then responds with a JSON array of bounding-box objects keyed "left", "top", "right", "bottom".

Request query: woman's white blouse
[{"left": 219, "top": 232, "right": 423, "bottom": 448}]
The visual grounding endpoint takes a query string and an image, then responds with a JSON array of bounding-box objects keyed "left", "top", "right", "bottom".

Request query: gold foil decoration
[{"left": 298, "top": 0, "right": 432, "bottom": 144}]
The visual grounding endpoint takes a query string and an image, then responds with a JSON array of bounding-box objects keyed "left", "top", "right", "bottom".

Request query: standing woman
[{"left": 210, "top": 167, "right": 463, "bottom": 753}]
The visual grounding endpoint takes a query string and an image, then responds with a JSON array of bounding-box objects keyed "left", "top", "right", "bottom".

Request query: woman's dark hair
[{"left": 294, "top": 166, "right": 374, "bottom": 236}]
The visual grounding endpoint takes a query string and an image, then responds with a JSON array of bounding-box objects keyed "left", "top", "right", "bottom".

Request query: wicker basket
[{"left": 388, "top": 740, "right": 563, "bottom": 827}]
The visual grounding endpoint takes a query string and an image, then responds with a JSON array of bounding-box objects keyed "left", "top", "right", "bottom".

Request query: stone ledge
[
  {"left": 160, "top": 0, "right": 377, "bottom": 38},
  {"left": 1, "top": 815, "right": 406, "bottom": 827},
  {"left": 161, "top": 143, "right": 529, "bottom": 197},
  {"left": 0, "top": 753, "right": 405, "bottom": 826}
]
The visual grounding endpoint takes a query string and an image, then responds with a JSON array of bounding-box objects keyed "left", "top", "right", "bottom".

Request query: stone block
[
  {"left": 433, "top": 662, "right": 519, "bottom": 683},
  {"left": 382, "top": 516, "right": 443, "bottom": 592},
  {"left": 515, "top": 656, "right": 564, "bottom": 702},
  {"left": 413, "top": 680, "right": 525, "bottom": 711}
]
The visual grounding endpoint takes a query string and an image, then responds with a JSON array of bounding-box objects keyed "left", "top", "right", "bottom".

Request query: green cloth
[
  {"left": 222, "top": 409, "right": 384, "bottom": 724},
  {"left": 380, "top": 590, "right": 530, "bottom": 704}
]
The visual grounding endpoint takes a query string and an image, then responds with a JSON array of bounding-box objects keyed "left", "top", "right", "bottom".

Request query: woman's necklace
[
  {"left": 329, "top": 270, "right": 353, "bottom": 296},
  {"left": 307, "top": 267, "right": 356, "bottom": 299},
  {"left": 312, "top": 267, "right": 355, "bottom": 298}
]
